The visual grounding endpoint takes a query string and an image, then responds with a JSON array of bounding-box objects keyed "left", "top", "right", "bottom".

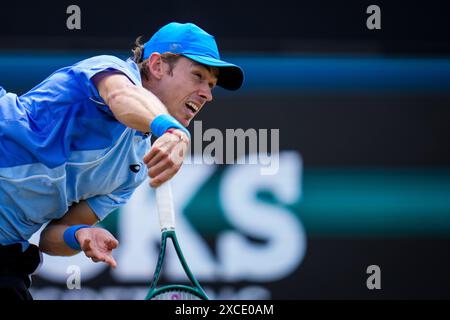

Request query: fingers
[
  {"left": 85, "top": 248, "right": 118, "bottom": 268},
  {"left": 146, "top": 143, "right": 185, "bottom": 171},
  {"left": 148, "top": 156, "right": 174, "bottom": 179},
  {"left": 80, "top": 230, "right": 119, "bottom": 268},
  {"left": 145, "top": 151, "right": 166, "bottom": 169},
  {"left": 143, "top": 133, "right": 176, "bottom": 164},
  {"left": 143, "top": 141, "right": 169, "bottom": 165},
  {"left": 89, "top": 253, "right": 117, "bottom": 268},
  {"left": 148, "top": 156, "right": 183, "bottom": 188},
  {"left": 150, "top": 167, "right": 178, "bottom": 188},
  {"left": 105, "top": 255, "right": 118, "bottom": 269},
  {"left": 107, "top": 238, "right": 119, "bottom": 250},
  {"left": 143, "top": 133, "right": 188, "bottom": 188},
  {"left": 144, "top": 131, "right": 188, "bottom": 165},
  {"left": 96, "top": 253, "right": 117, "bottom": 268}
]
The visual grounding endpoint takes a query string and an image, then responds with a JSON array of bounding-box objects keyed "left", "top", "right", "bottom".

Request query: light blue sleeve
[
  {"left": 71, "top": 55, "right": 142, "bottom": 114},
  {"left": 85, "top": 187, "right": 136, "bottom": 221}
]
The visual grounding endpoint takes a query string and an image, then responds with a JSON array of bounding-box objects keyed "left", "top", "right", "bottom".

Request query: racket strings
[{"left": 151, "top": 289, "right": 202, "bottom": 300}]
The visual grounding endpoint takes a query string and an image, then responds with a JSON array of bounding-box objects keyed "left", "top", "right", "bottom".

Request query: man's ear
[{"left": 147, "top": 53, "right": 164, "bottom": 80}]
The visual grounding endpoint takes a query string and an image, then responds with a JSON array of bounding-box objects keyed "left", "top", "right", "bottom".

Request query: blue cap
[{"left": 143, "top": 22, "right": 244, "bottom": 91}]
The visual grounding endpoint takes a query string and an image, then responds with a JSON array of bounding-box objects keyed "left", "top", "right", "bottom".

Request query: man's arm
[
  {"left": 94, "top": 72, "right": 189, "bottom": 188},
  {"left": 94, "top": 71, "right": 168, "bottom": 133},
  {"left": 39, "top": 201, "right": 118, "bottom": 268}
]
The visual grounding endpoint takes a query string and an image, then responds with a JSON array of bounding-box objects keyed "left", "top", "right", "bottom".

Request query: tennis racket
[{"left": 145, "top": 181, "right": 209, "bottom": 300}]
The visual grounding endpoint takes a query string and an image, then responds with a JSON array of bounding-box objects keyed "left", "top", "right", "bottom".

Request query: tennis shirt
[{"left": 0, "top": 55, "right": 151, "bottom": 246}]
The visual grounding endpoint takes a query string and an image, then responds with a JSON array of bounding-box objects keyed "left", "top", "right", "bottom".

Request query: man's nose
[{"left": 198, "top": 83, "right": 213, "bottom": 102}]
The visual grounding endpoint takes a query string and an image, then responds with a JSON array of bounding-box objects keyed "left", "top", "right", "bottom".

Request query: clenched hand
[{"left": 143, "top": 129, "right": 189, "bottom": 188}]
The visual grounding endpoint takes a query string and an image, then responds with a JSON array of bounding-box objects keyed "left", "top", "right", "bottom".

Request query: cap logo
[{"left": 169, "top": 43, "right": 183, "bottom": 52}]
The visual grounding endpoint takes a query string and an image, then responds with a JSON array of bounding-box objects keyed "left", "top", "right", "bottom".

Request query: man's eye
[{"left": 194, "top": 72, "right": 202, "bottom": 79}]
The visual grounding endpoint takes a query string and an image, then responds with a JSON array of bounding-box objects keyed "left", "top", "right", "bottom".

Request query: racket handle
[{"left": 155, "top": 181, "right": 176, "bottom": 231}]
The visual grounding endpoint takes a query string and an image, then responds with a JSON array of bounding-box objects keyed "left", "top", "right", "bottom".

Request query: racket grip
[{"left": 155, "top": 181, "right": 176, "bottom": 231}]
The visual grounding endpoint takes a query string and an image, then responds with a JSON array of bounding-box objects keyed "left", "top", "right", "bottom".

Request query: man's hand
[
  {"left": 143, "top": 129, "right": 189, "bottom": 188},
  {"left": 75, "top": 227, "right": 119, "bottom": 268}
]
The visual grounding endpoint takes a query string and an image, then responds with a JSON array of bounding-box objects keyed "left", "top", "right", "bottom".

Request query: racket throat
[{"left": 146, "top": 231, "right": 209, "bottom": 300}]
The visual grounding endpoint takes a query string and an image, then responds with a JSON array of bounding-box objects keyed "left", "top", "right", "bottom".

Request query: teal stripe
[
  {"left": 1, "top": 52, "right": 450, "bottom": 94},
  {"left": 292, "top": 168, "right": 450, "bottom": 236},
  {"left": 185, "top": 167, "right": 450, "bottom": 238},
  {"left": 234, "top": 56, "right": 450, "bottom": 94}
]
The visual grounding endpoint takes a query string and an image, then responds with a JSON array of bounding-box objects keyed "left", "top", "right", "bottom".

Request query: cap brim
[{"left": 183, "top": 54, "right": 244, "bottom": 91}]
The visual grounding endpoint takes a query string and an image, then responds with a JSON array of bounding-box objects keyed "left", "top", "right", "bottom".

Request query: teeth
[{"left": 186, "top": 102, "right": 198, "bottom": 112}]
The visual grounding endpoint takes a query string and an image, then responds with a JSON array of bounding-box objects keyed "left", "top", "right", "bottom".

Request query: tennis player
[{"left": 0, "top": 22, "right": 243, "bottom": 300}]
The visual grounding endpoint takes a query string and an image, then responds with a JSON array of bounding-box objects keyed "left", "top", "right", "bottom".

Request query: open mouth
[{"left": 185, "top": 101, "right": 199, "bottom": 114}]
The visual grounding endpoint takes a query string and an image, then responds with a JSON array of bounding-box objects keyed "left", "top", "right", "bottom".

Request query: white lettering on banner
[
  {"left": 217, "top": 152, "right": 306, "bottom": 281},
  {"left": 32, "top": 151, "right": 305, "bottom": 288}
]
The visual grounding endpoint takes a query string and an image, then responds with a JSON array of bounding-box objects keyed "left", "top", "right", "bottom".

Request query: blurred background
[{"left": 1, "top": 0, "right": 450, "bottom": 299}]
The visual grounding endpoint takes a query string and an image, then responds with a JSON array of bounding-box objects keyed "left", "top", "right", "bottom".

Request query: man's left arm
[{"left": 39, "top": 201, "right": 119, "bottom": 268}]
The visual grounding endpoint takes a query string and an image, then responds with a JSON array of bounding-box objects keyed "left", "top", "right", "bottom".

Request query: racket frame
[{"left": 145, "top": 229, "right": 209, "bottom": 300}]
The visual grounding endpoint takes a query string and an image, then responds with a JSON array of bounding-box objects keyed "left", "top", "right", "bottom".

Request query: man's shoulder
[{"left": 72, "top": 55, "right": 140, "bottom": 84}]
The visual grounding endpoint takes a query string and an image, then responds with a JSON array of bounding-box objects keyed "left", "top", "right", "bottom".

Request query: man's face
[{"left": 154, "top": 56, "right": 218, "bottom": 127}]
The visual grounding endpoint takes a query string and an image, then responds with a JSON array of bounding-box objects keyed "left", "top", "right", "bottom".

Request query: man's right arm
[
  {"left": 94, "top": 72, "right": 189, "bottom": 188},
  {"left": 93, "top": 71, "right": 168, "bottom": 134}
]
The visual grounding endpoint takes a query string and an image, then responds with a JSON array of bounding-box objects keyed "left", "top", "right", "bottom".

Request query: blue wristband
[
  {"left": 150, "top": 114, "right": 191, "bottom": 140},
  {"left": 63, "top": 225, "right": 91, "bottom": 251}
]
